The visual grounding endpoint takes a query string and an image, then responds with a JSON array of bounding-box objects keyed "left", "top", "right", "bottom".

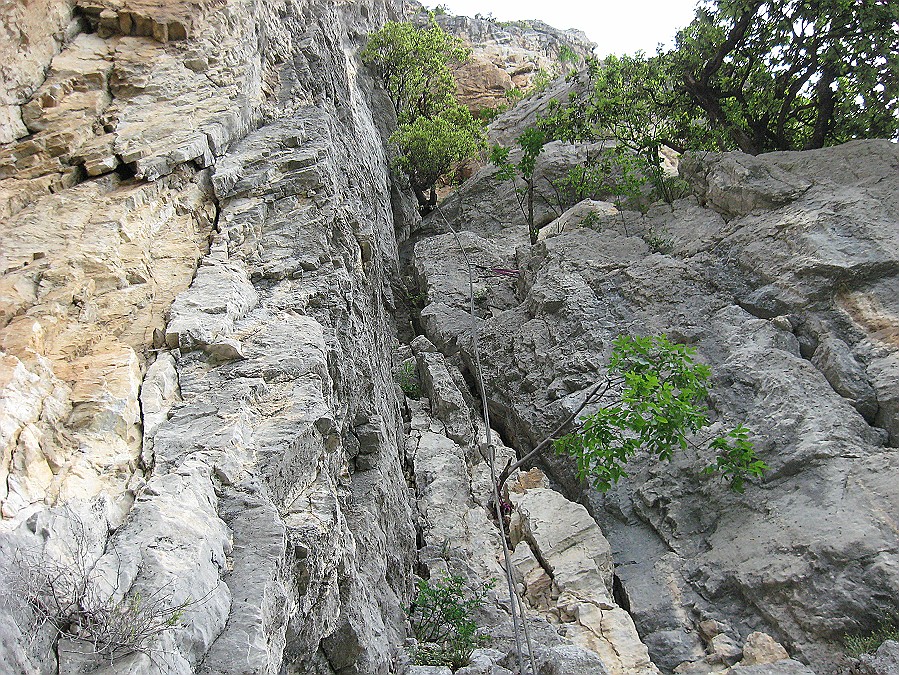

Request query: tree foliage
[
  {"left": 392, "top": 108, "right": 484, "bottom": 208},
  {"left": 490, "top": 0, "right": 896, "bottom": 240},
  {"left": 488, "top": 127, "right": 546, "bottom": 243},
  {"left": 544, "top": 0, "right": 898, "bottom": 158},
  {"left": 553, "top": 335, "right": 767, "bottom": 493},
  {"left": 673, "top": 0, "right": 899, "bottom": 154},
  {"left": 362, "top": 19, "right": 485, "bottom": 212}
]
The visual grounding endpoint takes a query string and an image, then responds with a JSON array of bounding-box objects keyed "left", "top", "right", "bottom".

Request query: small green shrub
[
  {"left": 474, "top": 104, "right": 508, "bottom": 124},
  {"left": 407, "top": 575, "right": 492, "bottom": 670},
  {"left": 530, "top": 68, "right": 553, "bottom": 95},
  {"left": 505, "top": 87, "right": 525, "bottom": 103},
  {"left": 845, "top": 621, "right": 899, "bottom": 657},
  {"left": 580, "top": 211, "right": 602, "bottom": 229},
  {"left": 394, "top": 361, "right": 421, "bottom": 399},
  {"left": 559, "top": 44, "right": 580, "bottom": 65},
  {"left": 644, "top": 228, "right": 675, "bottom": 254},
  {"left": 554, "top": 335, "right": 767, "bottom": 492}
]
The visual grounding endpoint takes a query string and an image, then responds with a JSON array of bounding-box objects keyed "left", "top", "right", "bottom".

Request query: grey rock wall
[{"left": 410, "top": 139, "right": 899, "bottom": 674}]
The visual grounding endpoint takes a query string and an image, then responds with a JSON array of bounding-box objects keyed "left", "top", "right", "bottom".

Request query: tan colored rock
[
  {"left": 0, "top": 0, "right": 75, "bottom": 143},
  {"left": 0, "top": 167, "right": 212, "bottom": 517},
  {"left": 417, "top": 9, "right": 594, "bottom": 113},
  {"left": 739, "top": 632, "right": 789, "bottom": 666},
  {"left": 510, "top": 540, "right": 554, "bottom": 610},
  {"left": 511, "top": 487, "right": 614, "bottom": 597},
  {"left": 508, "top": 467, "right": 549, "bottom": 493},
  {"left": 511, "top": 487, "right": 660, "bottom": 674},
  {"left": 452, "top": 56, "right": 514, "bottom": 111}
]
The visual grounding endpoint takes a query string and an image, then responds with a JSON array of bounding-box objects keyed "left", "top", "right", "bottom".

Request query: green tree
[
  {"left": 542, "top": 54, "right": 698, "bottom": 203},
  {"left": 494, "top": 0, "right": 896, "bottom": 233},
  {"left": 392, "top": 106, "right": 484, "bottom": 209},
  {"left": 489, "top": 126, "right": 546, "bottom": 243},
  {"left": 547, "top": 0, "right": 898, "bottom": 159},
  {"left": 673, "top": 0, "right": 899, "bottom": 154},
  {"left": 362, "top": 20, "right": 485, "bottom": 212}
]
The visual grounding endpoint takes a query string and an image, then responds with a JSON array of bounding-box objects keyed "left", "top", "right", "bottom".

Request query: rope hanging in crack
[{"left": 434, "top": 205, "right": 538, "bottom": 675}]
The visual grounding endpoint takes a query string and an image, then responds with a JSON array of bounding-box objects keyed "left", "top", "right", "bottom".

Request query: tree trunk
[
  {"left": 682, "top": 72, "right": 760, "bottom": 154},
  {"left": 527, "top": 176, "right": 536, "bottom": 244},
  {"left": 806, "top": 67, "right": 837, "bottom": 150}
]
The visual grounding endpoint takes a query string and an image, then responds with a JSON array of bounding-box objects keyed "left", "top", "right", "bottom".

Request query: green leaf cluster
[
  {"left": 363, "top": 20, "right": 485, "bottom": 211},
  {"left": 492, "top": 0, "right": 897, "bottom": 230},
  {"left": 362, "top": 20, "right": 468, "bottom": 126},
  {"left": 672, "top": 0, "right": 899, "bottom": 154},
  {"left": 392, "top": 108, "right": 484, "bottom": 199},
  {"left": 488, "top": 126, "right": 547, "bottom": 243},
  {"left": 394, "top": 360, "right": 422, "bottom": 399},
  {"left": 407, "top": 575, "right": 492, "bottom": 670},
  {"left": 559, "top": 44, "right": 580, "bottom": 66},
  {"left": 844, "top": 620, "right": 899, "bottom": 657},
  {"left": 554, "top": 335, "right": 767, "bottom": 493}
]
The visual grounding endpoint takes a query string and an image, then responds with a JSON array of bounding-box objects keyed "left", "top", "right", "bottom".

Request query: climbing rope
[{"left": 434, "top": 205, "right": 538, "bottom": 675}]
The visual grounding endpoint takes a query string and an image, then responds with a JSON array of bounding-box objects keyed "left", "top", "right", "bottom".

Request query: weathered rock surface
[
  {"left": 407, "top": 337, "right": 661, "bottom": 673},
  {"left": 5, "top": 0, "right": 898, "bottom": 672},
  {"left": 852, "top": 640, "right": 899, "bottom": 675},
  {"left": 510, "top": 484, "right": 659, "bottom": 674},
  {"left": 411, "top": 139, "right": 899, "bottom": 674},
  {"left": 0, "top": 166, "right": 213, "bottom": 520},
  {"left": 0, "top": 0, "right": 427, "bottom": 672}
]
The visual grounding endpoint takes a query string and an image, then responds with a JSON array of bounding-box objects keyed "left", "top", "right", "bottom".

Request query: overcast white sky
[{"left": 440, "top": 0, "right": 700, "bottom": 55}]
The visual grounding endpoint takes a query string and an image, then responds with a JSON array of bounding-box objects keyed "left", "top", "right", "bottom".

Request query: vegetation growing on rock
[
  {"left": 362, "top": 19, "right": 485, "bottom": 213},
  {"left": 490, "top": 0, "right": 898, "bottom": 240},
  {"left": 407, "top": 575, "right": 492, "bottom": 669},
  {"left": 498, "top": 335, "right": 767, "bottom": 493}
]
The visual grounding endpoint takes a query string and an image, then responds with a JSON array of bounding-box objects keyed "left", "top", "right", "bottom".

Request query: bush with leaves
[
  {"left": 407, "top": 575, "right": 492, "bottom": 670},
  {"left": 362, "top": 19, "right": 485, "bottom": 212},
  {"left": 553, "top": 335, "right": 767, "bottom": 492},
  {"left": 558, "top": 44, "right": 581, "bottom": 66},
  {"left": 495, "top": 0, "right": 897, "bottom": 232},
  {"left": 844, "top": 619, "right": 899, "bottom": 658},
  {"left": 540, "top": 54, "right": 696, "bottom": 206},
  {"left": 391, "top": 106, "right": 484, "bottom": 209},
  {"left": 394, "top": 360, "right": 422, "bottom": 399}
]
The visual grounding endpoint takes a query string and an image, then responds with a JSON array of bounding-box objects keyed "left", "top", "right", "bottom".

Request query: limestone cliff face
[
  {"left": 1, "top": 0, "right": 418, "bottom": 672},
  {"left": 403, "top": 0, "right": 594, "bottom": 112}
]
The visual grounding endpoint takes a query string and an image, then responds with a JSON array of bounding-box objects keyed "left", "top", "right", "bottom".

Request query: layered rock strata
[
  {"left": 404, "top": 1, "right": 594, "bottom": 112},
  {"left": 1, "top": 0, "right": 422, "bottom": 672}
]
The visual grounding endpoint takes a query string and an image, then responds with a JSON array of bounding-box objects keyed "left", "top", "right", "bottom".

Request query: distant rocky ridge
[{"left": 403, "top": 0, "right": 594, "bottom": 112}]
